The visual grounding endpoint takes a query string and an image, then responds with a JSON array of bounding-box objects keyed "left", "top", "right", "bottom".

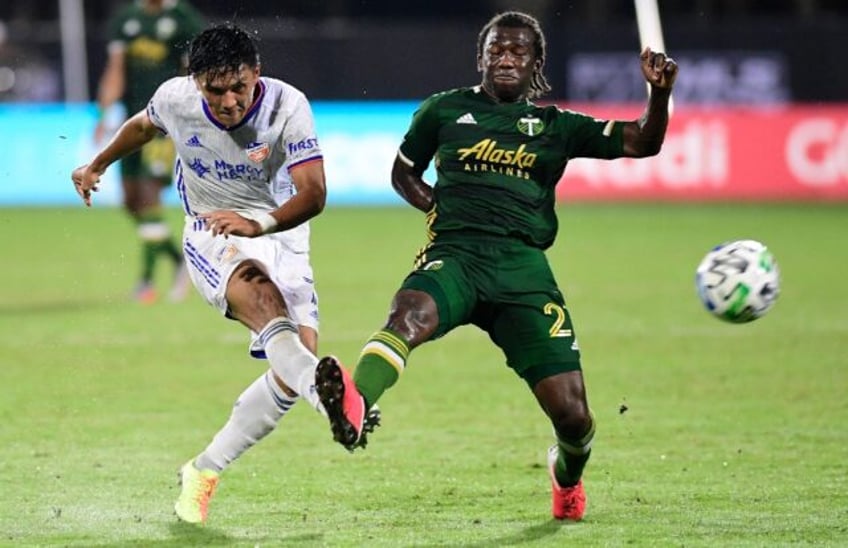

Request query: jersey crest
[
  {"left": 246, "top": 141, "right": 270, "bottom": 163},
  {"left": 517, "top": 116, "right": 545, "bottom": 136}
]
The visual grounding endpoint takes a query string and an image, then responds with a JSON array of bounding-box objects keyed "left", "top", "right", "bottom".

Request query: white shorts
[{"left": 181, "top": 218, "right": 319, "bottom": 358}]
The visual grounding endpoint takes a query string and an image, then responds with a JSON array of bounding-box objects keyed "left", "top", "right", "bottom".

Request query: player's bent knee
[
  {"left": 387, "top": 290, "right": 439, "bottom": 343},
  {"left": 551, "top": 404, "right": 592, "bottom": 440}
]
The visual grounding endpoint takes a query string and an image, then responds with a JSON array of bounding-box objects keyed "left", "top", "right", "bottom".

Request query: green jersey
[
  {"left": 399, "top": 86, "right": 625, "bottom": 249},
  {"left": 107, "top": 0, "right": 204, "bottom": 113}
]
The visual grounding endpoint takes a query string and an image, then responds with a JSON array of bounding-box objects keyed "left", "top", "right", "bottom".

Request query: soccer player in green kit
[
  {"left": 315, "top": 11, "right": 678, "bottom": 520},
  {"left": 94, "top": 0, "right": 204, "bottom": 302}
]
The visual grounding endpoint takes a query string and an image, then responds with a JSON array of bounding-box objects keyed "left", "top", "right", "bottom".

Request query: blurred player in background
[
  {"left": 73, "top": 23, "right": 379, "bottom": 524},
  {"left": 316, "top": 11, "right": 677, "bottom": 521},
  {"left": 94, "top": 0, "right": 204, "bottom": 303}
]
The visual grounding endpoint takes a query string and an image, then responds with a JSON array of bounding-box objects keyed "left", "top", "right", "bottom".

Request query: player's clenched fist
[{"left": 640, "top": 47, "right": 678, "bottom": 89}]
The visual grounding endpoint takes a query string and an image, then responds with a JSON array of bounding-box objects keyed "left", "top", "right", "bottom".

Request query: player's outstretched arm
[
  {"left": 621, "top": 47, "right": 678, "bottom": 158},
  {"left": 391, "top": 155, "right": 433, "bottom": 213},
  {"left": 72, "top": 109, "right": 160, "bottom": 206}
]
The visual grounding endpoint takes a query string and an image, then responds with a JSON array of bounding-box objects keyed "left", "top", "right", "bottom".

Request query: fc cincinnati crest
[
  {"left": 517, "top": 116, "right": 545, "bottom": 136},
  {"left": 216, "top": 244, "right": 239, "bottom": 264},
  {"left": 246, "top": 141, "right": 270, "bottom": 163}
]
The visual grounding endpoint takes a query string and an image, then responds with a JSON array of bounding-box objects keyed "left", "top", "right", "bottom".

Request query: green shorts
[
  {"left": 120, "top": 135, "right": 175, "bottom": 183},
  {"left": 401, "top": 233, "right": 582, "bottom": 387}
]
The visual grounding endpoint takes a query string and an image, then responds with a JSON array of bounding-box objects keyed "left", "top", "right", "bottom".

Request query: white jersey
[{"left": 147, "top": 75, "right": 322, "bottom": 252}]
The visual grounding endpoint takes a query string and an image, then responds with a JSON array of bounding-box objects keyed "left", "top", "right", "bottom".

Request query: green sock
[
  {"left": 353, "top": 329, "right": 410, "bottom": 408},
  {"left": 136, "top": 212, "right": 172, "bottom": 282},
  {"left": 554, "top": 413, "right": 596, "bottom": 487},
  {"left": 141, "top": 240, "right": 157, "bottom": 282},
  {"left": 161, "top": 238, "right": 182, "bottom": 264}
]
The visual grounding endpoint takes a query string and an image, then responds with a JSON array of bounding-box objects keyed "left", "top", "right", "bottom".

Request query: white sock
[
  {"left": 258, "top": 317, "right": 325, "bottom": 414},
  {"left": 194, "top": 370, "right": 296, "bottom": 473}
]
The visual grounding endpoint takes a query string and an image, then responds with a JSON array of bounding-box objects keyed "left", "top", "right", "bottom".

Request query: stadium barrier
[{"left": 1, "top": 102, "right": 846, "bottom": 206}]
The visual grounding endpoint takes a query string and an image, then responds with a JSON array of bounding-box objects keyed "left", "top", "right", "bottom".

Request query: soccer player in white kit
[{"left": 72, "top": 23, "right": 378, "bottom": 524}]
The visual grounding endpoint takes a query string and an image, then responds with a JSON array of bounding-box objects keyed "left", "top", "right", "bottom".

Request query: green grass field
[{"left": 1, "top": 204, "right": 846, "bottom": 547}]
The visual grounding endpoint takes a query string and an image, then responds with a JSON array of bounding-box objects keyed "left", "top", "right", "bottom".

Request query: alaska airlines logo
[{"left": 456, "top": 139, "right": 537, "bottom": 168}]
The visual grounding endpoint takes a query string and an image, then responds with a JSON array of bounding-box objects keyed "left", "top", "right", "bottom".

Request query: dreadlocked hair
[
  {"left": 188, "top": 23, "right": 260, "bottom": 81},
  {"left": 476, "top": 11, "right": 551, "bottom": 99}
]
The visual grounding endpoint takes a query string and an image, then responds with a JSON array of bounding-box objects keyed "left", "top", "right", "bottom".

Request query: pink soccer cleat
[
  {"left": 315, "top": 356, "right": 379, "bottom": 451},
  {"left": 547, "top": 445, "right": 586, "bottom": 521}
]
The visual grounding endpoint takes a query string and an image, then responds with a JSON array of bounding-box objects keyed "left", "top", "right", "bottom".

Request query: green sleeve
[
  {"left": 179, "top": 1, "right": 206, "bottom": 38},
  {"left": 106, "top": 7, "right": 129, "bottom": 45},
  {"left": 563, "top": 110, "right": 625, "bottom": 160},
  {"left": 175, "top": 1, "right": 206, "bottom": 48},
  {"left": 398, "top": 93, "right": 443, "bottom": 176}
]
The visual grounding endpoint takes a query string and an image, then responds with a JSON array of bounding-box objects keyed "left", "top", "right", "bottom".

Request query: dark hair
[
  {"left": 476, "top": 11, "right": 551, "bottom": 99},
  {"left": 188, "top": 23, "right": 260, "bottom": 79}
]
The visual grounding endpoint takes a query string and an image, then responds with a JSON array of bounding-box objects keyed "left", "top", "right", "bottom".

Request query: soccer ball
[{"left": 695, "top": 239, "right": 780, "bottom": 323}]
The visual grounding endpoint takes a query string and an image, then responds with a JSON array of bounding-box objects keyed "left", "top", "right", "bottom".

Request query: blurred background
[
  {"left": 1, "top": 1, "right": 847, "bottom": 205},
  {"left": 3, "top": 0, "right": 848, "bottom": 102}
]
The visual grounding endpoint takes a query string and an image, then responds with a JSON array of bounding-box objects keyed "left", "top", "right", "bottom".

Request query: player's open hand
[
  {"left": 71, "top": 164, "right": 102, "bottom": 207},
  {"left": 201, "top": 210, "right": 264, "bottom": 238},
  {"left": 640, "top": 47, "right": 677, "bottom": 90}
]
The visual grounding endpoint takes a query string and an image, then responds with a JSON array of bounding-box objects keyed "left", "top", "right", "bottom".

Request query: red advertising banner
[{"left": 555, "top": 104, "right": 848, "bottom": 201}]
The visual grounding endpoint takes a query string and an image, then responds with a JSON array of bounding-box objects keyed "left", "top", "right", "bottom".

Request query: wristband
[{"left": 255, "top": 212, "right": 277, "bottom": 234}]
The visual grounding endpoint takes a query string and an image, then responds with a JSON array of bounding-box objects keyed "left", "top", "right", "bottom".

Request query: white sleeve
[
  {"left": 281, "top": 92, "right": 323, "bottom": 170},
  {"left": 146, "top": 81, "right": 172, "bottom": 135}
]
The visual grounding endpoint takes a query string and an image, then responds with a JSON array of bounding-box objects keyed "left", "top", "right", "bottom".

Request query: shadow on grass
[
  {"left": 418, "top": 519, "right": 575, "bottom": 547},
  {"left": 163, "top": 523, "right": 323, "bottom": 547},
  {"left": 108, "top": 521, "right": 561, "bottom": 548},
  {"left": 166, "top": 521, "right": 235, "bottom": 546},
  {"left": 84, "top": 522, "right": 324, "bottom": 547},
  {"left": 83, "top": 523, "right": 233, "bottom": 547},
  {"left": 91, "top": 522, "right": 238, "bottom": 547}
]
